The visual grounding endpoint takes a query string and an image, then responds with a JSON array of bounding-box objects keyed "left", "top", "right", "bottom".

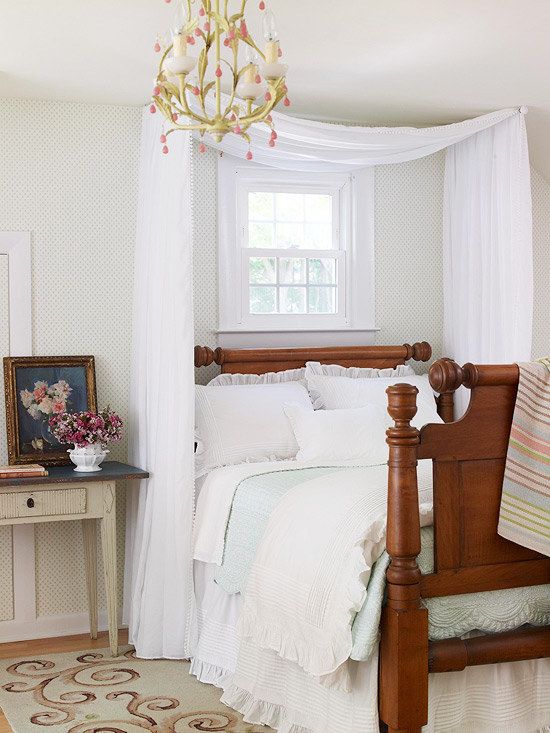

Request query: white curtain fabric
[
  {"left": 126, "top": 103, "right": 532, "bottom": 658},
  {"left": 124, "top": 107, "right": 196, "bottom": 659},
  {"left": 203, "top": 102, "right": 521, "bottom": 172},
  {"left": 443, "top": 112, "right": 533, "bottom": 413}
]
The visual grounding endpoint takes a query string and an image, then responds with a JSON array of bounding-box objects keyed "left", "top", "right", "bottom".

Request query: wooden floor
[{"left": 0, "top": 630, "right": 129, "bottom": 733}]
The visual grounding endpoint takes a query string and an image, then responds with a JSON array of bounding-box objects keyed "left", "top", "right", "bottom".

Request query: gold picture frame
[{"left": 3, "top": 355, "right": 97, "bottom": 466}]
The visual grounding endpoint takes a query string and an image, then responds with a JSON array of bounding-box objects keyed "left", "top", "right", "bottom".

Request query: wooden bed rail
[{"left": 194, "top": 341, "right": 432, "bottom": 371}]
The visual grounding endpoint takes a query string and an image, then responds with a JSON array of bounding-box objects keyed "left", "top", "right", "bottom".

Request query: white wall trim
[
  {"left": 0, "top": 609, "right": 125, "bottom": 644},
  {"left": 0, "top": 231, "right": 34, "bottom": 635},
  {"left": 0, "top": 232, "right": 32, "bottom": 356}
]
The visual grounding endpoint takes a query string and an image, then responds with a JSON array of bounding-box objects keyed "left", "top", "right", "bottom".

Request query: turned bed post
[{"left": 379, "top": 384, "right": 428, "bottom": 733}]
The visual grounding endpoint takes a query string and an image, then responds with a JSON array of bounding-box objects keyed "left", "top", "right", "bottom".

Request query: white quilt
[{"left": 239, "top": 461, "right": 433, "bottom": 691}]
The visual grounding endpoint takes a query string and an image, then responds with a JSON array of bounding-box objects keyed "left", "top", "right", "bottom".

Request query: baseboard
[{"left": 0, "top": 610, "right": 126, "bottom": 644}]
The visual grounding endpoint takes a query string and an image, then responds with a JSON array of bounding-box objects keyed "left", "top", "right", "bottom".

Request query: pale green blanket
[{"left": 216, "top": 466, "right": 550, "bottom": 662}]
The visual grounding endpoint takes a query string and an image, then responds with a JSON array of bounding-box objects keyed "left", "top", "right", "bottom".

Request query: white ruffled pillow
[
  {"left": 208, "top": 367, "right": 305, "bottom": 386},
  {"left": 306, "top": 374, "right": 442, "bottom": 429},
  {"left": 284, "top": 403, "right": 390, "bottom": 464},
  {"left": 305, "top": 361, "right": 415, "bottom": 379},
  {"left": 195, "top": 382, "right": 313, "bottom": 476}
]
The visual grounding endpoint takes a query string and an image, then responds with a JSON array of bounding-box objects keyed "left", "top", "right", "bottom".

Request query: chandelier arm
[
  {"left": 215, "top": 0, "right": 221, "bottom": 118},
  {"left": 222, "top": 40, "right": 240, "bottom": 118}
]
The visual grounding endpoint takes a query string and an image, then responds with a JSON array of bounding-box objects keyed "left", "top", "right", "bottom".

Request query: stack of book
[{"left": 0, "top": 464, "right": 49, "bottom": 479}]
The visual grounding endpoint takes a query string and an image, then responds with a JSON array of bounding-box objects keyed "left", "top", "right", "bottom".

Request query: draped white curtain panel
[
  {"left": 126, "top": 105, "right": 532, "bottom": 658},
  {"left": 124, "top": 108, "right": 196, "bottom": 659}
]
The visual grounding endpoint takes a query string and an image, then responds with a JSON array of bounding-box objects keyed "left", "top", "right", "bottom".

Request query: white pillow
[
  {"left": 306, "top": 362, "right": 416, "bottom": 379},
  {"left": 306, "top": 374, "right": 442, "bottom": 429},
  {"left": 195, "top": 382, "right": 313, "bottom": 476},
  {"left": 284, "top": 403, "right": 390, "bottom": 464},
  {"left": 208, "top": 367, "right": 305, "bottom": 386}
]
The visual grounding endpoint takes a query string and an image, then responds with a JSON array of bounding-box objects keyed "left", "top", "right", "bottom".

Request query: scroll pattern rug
[{"left": 0, "top": 646, "right": 272, "bottom": 732}]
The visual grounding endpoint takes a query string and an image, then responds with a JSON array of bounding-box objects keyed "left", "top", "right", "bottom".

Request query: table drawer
[{"left": 0, "top": 487, "right": 87, "bottom": 520}]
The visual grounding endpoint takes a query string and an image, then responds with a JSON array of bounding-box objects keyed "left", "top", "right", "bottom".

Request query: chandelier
[{"left": 150, "top": 0, "right": 290, "bottom": 158}]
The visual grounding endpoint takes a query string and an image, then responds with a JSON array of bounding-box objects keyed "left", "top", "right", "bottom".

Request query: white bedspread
[{"left": 239, "top": 461, "right": 433, "bottom": 690}]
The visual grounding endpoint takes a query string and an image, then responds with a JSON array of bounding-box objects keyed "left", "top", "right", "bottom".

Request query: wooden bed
[{"left": 194, "top": 342, "right": 550, "bottom": 733}]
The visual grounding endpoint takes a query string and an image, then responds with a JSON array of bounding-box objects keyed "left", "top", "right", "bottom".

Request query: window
[{"left": 218, "top": 157, "right": 374, "bottom": 336}]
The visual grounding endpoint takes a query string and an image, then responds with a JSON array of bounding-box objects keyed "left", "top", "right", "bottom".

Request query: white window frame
[{"left": 218, "top": 154, "right": 375, "bottom": 340}]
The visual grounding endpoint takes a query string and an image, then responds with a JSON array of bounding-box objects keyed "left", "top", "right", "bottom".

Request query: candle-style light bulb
[
  {"left": 171, "top": 2, "right": 187, "bottom": 56},
  {"left": 172, "top": 2, "right": 186, "bottom": 34},
  {"left": 262, "top": 9, "right": 278, "bottom": 42},
  {"left": 262, "top": 10, "right": 280, "bottom": 66}
]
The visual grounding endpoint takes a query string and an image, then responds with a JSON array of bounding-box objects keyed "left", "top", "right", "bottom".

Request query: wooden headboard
[{"left": 195, "top": 342, "right": 452, "bottom": 422}]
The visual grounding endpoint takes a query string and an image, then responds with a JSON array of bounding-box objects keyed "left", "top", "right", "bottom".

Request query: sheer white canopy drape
[
  {"left": 126, "top": 104, "right": 532, "bottom": 658},
  {"left": 124, "top": 108, "right": 196, "bottom": 659}
]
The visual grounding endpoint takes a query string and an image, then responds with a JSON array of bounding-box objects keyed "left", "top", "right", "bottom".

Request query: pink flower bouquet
[
  {"left": 20, "top": 380, "right": 71, "bottom": 419},
  {"left": 49, "top": 408, "right": 123, "bottom": 448}
]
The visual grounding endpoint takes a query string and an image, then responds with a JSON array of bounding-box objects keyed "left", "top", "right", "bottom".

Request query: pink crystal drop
[
  {"left": 172, "top": 112, "right": 178, "bottom": 122},
  {"left": 268, "top": 139, "right": 275, "bottom": 147},
  {"left": 186, "top": 35, "right": 194, "bottom": 44},
  {"left": 234, "top": 124, "right": 242, "bottom": 134},
  {"left": 165, "top": 0, "right": 172, "bottom": 3},
  {"left": 228, "top": 28, "right": 236, "bottom": 40},
  {"left": 215, "top": 65, "right": 222, "bottom": 78},
  {"left": 153, "top": 85, "right": 161, "bottom": 96},
  {"left": 150, "top": 104, "right": 157, "bottom": 114},
  {"left": 259, "top": 0, "right": 266, "bottom": 8},
  {"left": 199, "top": 143, "right": 207, "bottom": 153},
  {"left": 265, "top": 91, "right": 272, "bottom": 101},
  {"left": 284, "top": 97, "right": 290, "bottom": 106},
  {"left": 162, "top": 145, "right": 169, "bottom": 154},
  {"left": 271, "top": 130, "right": 277, "bottom": 140},
  {"left": 230, "top": 113, "right": 237, "bottom": 121},
  {"left": 154, "top": 41, "right": 161, "bottom": 52},
  {"left": 278, "top": 47, "right": 283, "bottom": 57},
  {"left": 266, "top": 114, "right": 273, "bottom": 123},
  {"left": 204, "top": 21, "right": 210, "bottom": 31},
  {"left": 195, "top": 27, "right": 201, "bottom": 36},
  {"left": 223, "top": 37, "right": 230, "bottom": 46},
  {"left": 160, "top": 134, "right": 167, "bottom": 143},
  {"left": 192, "top": 86, "right": 200, "bottom": 96},
  {"left": 199, "top": 6, "right": 205, "bottom": 15},
  {"left": 240, "top": 20, "right": 248, "bottom": 37},
  {"left": 246, "top": 150, "right": 253, "bottom": 160},
  {"left": 255, "top": 73, "right": 262, "bottom": 84}
]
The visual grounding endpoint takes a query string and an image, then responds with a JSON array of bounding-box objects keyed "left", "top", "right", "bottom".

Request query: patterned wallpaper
[
  {"left": 0, "top": 256, "right": 13, "bottom": 621},
  {"left": 0, "top": 99, "right": 141, "bottom": 622}
]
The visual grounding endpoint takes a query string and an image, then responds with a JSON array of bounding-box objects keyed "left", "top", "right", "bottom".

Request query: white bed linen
[{"left": 192, "top": 559, "right": 550, "bottom": 733}]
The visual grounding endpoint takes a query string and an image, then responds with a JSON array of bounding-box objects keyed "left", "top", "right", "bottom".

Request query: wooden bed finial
[
  {"left": 406, "top": 341, "right": 432, "bottom": 362},
  {"left": 429, "top": 358, "right": 464, "bottom": 394},
  {"left": 380, "top": 383, "right": 428, "bottom": 732},
  {"left": 194, "top": 345, "right": 216, "bottom": 368}
]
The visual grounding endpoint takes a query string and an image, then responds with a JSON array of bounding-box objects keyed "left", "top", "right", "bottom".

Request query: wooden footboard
[{"left": 379, "top": 359, "right": 550, "bottom": 733}]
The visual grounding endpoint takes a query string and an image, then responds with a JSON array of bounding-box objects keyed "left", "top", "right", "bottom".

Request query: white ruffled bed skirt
[{"left": 192, "top": 561, "right": 550, "bottom": 733}]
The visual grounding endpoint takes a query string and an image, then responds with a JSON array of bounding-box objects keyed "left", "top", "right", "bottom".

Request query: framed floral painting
[{"left": 3, "top": 356, "right": 97, "bottom": 465}]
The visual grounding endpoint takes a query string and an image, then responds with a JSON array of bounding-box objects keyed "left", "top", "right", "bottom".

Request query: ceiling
[{"left": 1, "top": 0, "right": 550, "bottom": 179}]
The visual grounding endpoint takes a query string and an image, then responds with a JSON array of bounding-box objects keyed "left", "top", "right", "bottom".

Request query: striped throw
[{"left": 497, "top": 361, "right": 550, "bottom": 556}]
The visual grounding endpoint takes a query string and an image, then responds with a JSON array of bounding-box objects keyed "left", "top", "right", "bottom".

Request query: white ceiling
[{"left": 1, "top": 0, "right": 550, "bottom": 179}]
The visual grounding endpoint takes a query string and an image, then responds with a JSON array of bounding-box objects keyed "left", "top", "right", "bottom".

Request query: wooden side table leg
[
  {"left": 82, "top": 518, "right": 98, "bottom": 639},
  {"left": 100, "top": 482, "right": 118, "bottom": 656}
]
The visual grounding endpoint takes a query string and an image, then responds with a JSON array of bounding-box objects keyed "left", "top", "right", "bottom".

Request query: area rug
[{"left": 0, "top": 646, "right": 272, "bottom": 732}]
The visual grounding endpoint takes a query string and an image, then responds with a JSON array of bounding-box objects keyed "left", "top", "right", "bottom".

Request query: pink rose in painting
[
  {"left": 52, "top": 399, "right": 66, "bottom": 414},
  {"left": 33, "top": 385, "right": 47, "bottom": 401}
]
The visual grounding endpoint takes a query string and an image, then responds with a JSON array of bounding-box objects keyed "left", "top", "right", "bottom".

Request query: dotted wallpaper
[
  {"left": 531, "top": 168, "right": 550, "bottom": 361},
  {"left": 0, "top": 99, "right": 141, "bottom": 620}
]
